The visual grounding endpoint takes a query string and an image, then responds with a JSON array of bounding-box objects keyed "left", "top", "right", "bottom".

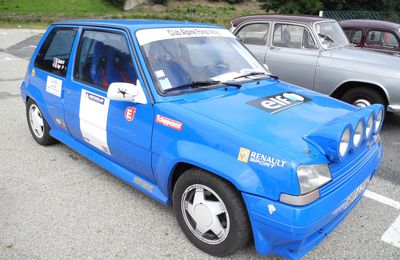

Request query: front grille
[{"left": 319, "top": 144, "right": 377, "bottom": 197}]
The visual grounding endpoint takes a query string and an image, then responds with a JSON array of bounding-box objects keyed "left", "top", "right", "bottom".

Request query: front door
[
  {"left": 265, "top": 23, "right": 320, "bottom": 90},
  {"left": 64, "top": 28, "right": 155, "bottom": 183}
]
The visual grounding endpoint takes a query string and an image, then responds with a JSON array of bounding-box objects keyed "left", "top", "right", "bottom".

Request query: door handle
[{"left": 270, "top": 46, "right": 281, "bottom": 50}]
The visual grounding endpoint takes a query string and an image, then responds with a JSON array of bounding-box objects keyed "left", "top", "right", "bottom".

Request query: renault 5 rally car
[{"left": 21, "top": 20, "right": 384, "bottom": 259}]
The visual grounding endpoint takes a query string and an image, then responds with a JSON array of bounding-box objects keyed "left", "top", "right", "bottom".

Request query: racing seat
[{"left": 90, "top": 42, "right": 136, "bottom": 90}]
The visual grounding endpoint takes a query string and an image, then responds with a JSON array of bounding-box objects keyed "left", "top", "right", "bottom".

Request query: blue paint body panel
[{"left": 21, "top": 20, "right": 384, "bottom": 259}]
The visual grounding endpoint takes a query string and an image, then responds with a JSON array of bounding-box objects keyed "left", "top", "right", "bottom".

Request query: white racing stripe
[{"left": 364, "top": 190, "right": 400, "bottom": 248}]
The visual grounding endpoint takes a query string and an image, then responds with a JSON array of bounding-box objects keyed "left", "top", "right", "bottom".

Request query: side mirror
[{"left": 107, "top": 80, "right": 147, "bottom": 104}]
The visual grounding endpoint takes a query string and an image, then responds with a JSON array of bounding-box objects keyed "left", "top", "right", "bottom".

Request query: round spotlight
[
  {"left": 339, "top": 128, "right": 351, "bottom": 157},
  {"left": 366, "top": 114, "right": 373, "bottom": 138},
  {"left": 353, "top": 120, "right": 364, "bottom": 147},
  {"left": 375, "top": 109, "right": 383, "bottom": 132}
]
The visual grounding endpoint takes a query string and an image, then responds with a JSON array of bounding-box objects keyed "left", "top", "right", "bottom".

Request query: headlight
[
  {"left": 339, "top": 128, "right": 351, "bottom": 158},
  {"left": 297, "top": 164, "right": 332, "bottom": 194},
  {"left": 375, "top": 109, "right": 383, "bottom": 133},
  {"left": 353, "top": 120, "right": 364, "bottom": 147},
  {"left": 366, "top": 114, "right": 373, "bottom": 138}
]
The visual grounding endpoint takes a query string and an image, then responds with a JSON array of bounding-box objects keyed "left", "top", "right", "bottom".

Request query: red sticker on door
[
  {"left": 125, "top": 107, "right": 136, "bottom": 121},
  {"left": 155, "top": 114, "right": 183, "bottom": 131}
]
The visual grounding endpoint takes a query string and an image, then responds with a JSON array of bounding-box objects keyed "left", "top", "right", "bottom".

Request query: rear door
[
  {"left": 364, "top": 29, "right": 400, "bottom": 55},
  {"left": 264, "top": 23, "right": 320, "bottom": 90},
  {"left": 64, "top": 27, "right": 155, "bottom": 182},
  {"left": 32, "top": 26, "right": 78, "bottom": 134}
]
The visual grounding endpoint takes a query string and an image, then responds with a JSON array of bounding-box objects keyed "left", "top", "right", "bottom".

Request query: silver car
[{"left": 231, "top": 15, "right": 400, "bottom": 112}]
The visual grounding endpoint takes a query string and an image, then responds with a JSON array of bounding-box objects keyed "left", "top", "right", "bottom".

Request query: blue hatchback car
[{"left": 21, "top": 20, "right": 384, "bottom": 259}]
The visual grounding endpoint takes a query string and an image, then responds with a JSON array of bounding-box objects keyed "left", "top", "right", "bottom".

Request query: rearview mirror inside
[{"left": 107, "top": 80, "right": 147, "bottom": 104}]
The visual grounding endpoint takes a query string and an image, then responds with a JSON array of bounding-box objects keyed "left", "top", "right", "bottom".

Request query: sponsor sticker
[
  {"left": 54, "top": 117, "right": 66, "bottom": 128},
  {"left": 46, "top": 75, "right": 62, "bottom": 97},
  {"left": 133, "top": 176, "right": 154, "bottom": 193},
  {"left": 86, "top": 92, "right": 105, "bottom": 105},
  {"left": 125, "top": 107, "right": 136, "bottom": 122},
  {"left": 52, "top": 57, "right": 66, "bottom": 70},
  {"left": 155, "top": 114, "right": 183, "bottom": 131},
  {"left": 248, "top": 92, "right": 311, "bottom": 114},
  {"left": 237, "top": 147, "right": 286, "bottom": 168},
  {"left": 31, "top": 68, "right": 35, "bottom": 76}
]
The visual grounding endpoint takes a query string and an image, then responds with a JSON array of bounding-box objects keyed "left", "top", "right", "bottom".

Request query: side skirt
[{"left": 50, "top": 129, "right": 169, "bottom": 205}]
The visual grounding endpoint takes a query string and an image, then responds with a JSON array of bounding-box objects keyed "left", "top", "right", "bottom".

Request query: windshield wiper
[
  {"left": 233, "top": 71, "right": 278, "bottom": 80},
  {"left": 163, "top": 80, "right": 222, "bottom": 94}
]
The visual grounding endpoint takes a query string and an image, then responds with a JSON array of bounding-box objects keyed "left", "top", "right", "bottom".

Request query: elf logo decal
[
  {"left": 248, "top": 92, "right": 311, "bottom": 114},
  {"left": 237, "top": 147, "right": 286, "bottom": 168},
  {"left": 155, "top": 115, "right": 183, "bottom": 131},
  {"left": 125, "top": 107, "right": 136, "bottom": 122}
]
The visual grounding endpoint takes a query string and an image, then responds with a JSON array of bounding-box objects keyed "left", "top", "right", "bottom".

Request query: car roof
[
  {"left": 53, "top": 19, "right": 221, "bottom": 30},
  {"left": 231, "top": 14, "right": 335, "bottom": 27},
  {"left": 339, "top": 19, "right": 400, "bottom": 31}
]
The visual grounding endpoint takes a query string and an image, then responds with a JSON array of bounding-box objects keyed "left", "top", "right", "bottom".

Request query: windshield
[
  {"left": 314, "top": 21, "right": 349, "bottom": 49},
  {"left": 136, "top": 28, "right": 266, "bottom": 94}
]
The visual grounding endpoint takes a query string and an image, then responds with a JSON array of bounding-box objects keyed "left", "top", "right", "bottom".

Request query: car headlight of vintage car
[
  {"left": 353, "top": 120, "right": 364, "bottom": 147},
  {"left": 365, "top": 113, "right": 374, "bottom": 138},
  {"left": 339, "top": 127, "right": 351, "bottom": 158},
  {"left": 280, "top": 164, "right": 332, "bottom": 206}
]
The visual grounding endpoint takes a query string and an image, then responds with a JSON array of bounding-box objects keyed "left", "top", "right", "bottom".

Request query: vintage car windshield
[
  {"left": 315, "top": 22, "right": 349, "bottom": 49},
  {"left": 137, "top": 28, "right": 266, "bottom": 94}
]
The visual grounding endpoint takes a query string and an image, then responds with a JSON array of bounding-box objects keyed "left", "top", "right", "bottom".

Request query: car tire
[
  {"left": 341, "top": 87, "right": 387, "bottom": 109},
  {"left": 26, "top": 98, "right": 57, "bottom": 146},
  {"left": 173, "top": 168, "right": 251, "bottom": 257}
]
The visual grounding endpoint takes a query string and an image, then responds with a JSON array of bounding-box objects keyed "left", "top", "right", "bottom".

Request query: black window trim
[
  {"left": 55, "top": 23, "right": 155, "bottom": 104},
  {"left": 33, "top": 26, "right": 79, "bottom": 78}
]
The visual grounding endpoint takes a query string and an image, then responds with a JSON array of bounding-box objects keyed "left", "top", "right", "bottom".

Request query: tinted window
[
  {"left": 273, "top": 24, "right": 316, "bottom": 49},
  {"left": 366, "top": 30, "right": 399, "bottom": 49},
  {"left": 236, "top": 23, "right": 269, "bottom": 45},
  {"left": 34, "top": 28, "right": 77, "bottom": 77},
  {"left": 344, "top": 29, "right": 362, "bottom": 44},
  {"left": 74, "top": 30, "right": 137, "bottom": 91}
]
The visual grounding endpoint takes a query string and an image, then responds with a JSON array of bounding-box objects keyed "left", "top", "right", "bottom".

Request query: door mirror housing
[{"left": 107, "top": 80, "right": 147, "bottom": 104}]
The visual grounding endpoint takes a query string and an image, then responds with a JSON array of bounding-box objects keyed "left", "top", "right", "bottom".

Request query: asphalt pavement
[{"left": 0, "top": 29, "right": 399, "bottom": 260}]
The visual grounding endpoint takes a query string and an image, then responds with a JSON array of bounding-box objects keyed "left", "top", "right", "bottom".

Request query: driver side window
[
  {"left": 74, "top": 30, "right": 137, "bottom": 91},
  {"left": 273, "top": 24, "right": 317, "bottom": 49}
]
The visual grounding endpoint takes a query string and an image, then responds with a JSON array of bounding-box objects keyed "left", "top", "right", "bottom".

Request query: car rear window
[{"left": 34, "top": 28, "right": 77, "bottom": 77}]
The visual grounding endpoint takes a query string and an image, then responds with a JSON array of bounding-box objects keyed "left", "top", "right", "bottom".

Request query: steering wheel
[{"left": 205, "top": 60, "right": 230, "bottom": 78}]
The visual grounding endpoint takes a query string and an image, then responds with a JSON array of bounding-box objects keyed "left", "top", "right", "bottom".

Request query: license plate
[{"left": 345, "top": 177, "right": 370, "bottom": 209}]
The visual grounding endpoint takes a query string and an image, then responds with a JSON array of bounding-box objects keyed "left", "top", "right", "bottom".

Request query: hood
[
  {"left": 177, "top": 79, "right": 356, "bottom": 163},
  {"left": 325, "top": 46, "right": 400, "bottom": 76}
]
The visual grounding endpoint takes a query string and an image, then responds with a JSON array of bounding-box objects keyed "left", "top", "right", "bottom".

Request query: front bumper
[{"left": 242, "top": 142, "right": 382, "bottom": 259}]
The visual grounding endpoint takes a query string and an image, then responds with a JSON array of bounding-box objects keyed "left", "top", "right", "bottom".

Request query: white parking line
[
  {"left": 364, "top": 190, "right": 400, "bottom": 248},
  {"left": 364, "top": 190, "right": 400, "bottom": 210}
]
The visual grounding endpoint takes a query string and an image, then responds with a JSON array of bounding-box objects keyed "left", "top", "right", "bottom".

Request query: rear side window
[
  {"left": 236, "top": 23, "right": 269, "bottom": 45},
  {"left": 34, "top": 28, "right": 77, "bottom": 77},
  {"left": 366, "top": 30, "right": 399, "bottom": 49},
  {"left": 74, "top": 30, "right": 137, "bottom": 91}
]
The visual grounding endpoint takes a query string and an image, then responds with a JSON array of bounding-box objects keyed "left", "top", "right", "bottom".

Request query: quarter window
[
  {"left": 366, "top": 30, "right": 399, "bottom": 49},
  {"left": 34, "top": 28, "right": 77, "bottom": 77},
  {"left": 74, "top": 30, "right": 137, "bottom": 91},
  {"left": 236, "top": 23, "right": 269, "bottom": 45},
  {"left": 273, "top": 24, "right": 316, "bottom": 49}
]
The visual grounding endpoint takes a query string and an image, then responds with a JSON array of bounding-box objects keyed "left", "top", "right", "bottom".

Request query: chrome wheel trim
[
  {"left": 353, "top": 98, "right": 371, "bottom": 108},
  {"left": 29, "top": 104, "right": 44, "bottom": 138},
  {"left": 181, "top": 184, "right": 230, "bottom": 245}
]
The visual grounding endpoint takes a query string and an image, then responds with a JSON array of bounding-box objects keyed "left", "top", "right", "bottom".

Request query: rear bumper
[{"left": 242, "top": 142, "right": 382, "bottom": 259}]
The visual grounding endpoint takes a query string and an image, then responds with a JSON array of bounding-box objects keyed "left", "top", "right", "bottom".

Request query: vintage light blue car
[{"left": 21, "top": 20, "right": 384, "bottom": 259}]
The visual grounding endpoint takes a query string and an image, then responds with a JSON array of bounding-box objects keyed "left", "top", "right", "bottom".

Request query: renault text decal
[{"left": 248, "top": 92, "right": 311, "bottom": 114}]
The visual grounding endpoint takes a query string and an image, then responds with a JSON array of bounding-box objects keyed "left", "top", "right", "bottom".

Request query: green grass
[
  {"left": 0, "top": 0, "right": 120, "bottom": 15},
  {"left": 0, "top": 0, "right": 265, "bottom": 29}
]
